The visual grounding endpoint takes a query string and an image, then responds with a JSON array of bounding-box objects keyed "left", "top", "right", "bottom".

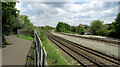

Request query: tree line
[
  {"left": 56, "top": 13, "right": 120, "bottom": 39},
  {"left": 56, "top": 22, "right": 86, "bottom": 35}
]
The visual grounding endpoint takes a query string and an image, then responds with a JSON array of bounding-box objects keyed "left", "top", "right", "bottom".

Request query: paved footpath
[{"left": 2, "top": 35, "right": 32, "bottom": 66}]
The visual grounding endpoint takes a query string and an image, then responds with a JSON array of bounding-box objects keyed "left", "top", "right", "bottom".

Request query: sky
[{"left": 15, "top": 0, "right": 118, "bottom": 27}]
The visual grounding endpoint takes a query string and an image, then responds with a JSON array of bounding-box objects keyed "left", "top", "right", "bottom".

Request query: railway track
[
  {"left": 46, "top": 32, "right": 120, "bottom": 67},
  {"left": 57, "top": 32, "right": 120, "bottom": 45}
]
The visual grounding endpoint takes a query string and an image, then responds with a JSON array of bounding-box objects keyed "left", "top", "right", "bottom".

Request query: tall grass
[
  {"left": 17, "top": 35, "right": 33, "bottom": 41},
  {"left": 42, "top": 38, "right": 68, "bottom": 65}
]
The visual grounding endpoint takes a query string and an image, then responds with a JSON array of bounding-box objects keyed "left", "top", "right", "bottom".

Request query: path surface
[
  {"left": 52, "top": 32, "right": 120, "bottom": 57},
  {"left": 2, "top": 35, "right": 32, "bottom": 65}
]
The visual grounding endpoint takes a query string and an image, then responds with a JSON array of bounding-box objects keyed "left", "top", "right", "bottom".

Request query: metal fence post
[
  {"left": 34, "top": 30, "right": 37, "bottom": 67},
  {"left": 42, "top": 47, "right": 47, "bottom": 67},
  {"left": 33, "top": 30, "right": 47, "bottom": 67}
]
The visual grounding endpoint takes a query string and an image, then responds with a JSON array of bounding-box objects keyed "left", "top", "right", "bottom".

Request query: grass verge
[
  {"left": 28, "top": 45, "right": 34, "bottom": 65},
  {"left": 42, "top": 38, "right": 68, "bottom": 65},
  {"left": 17, "top": 35, "right": 33, "bottom": 41}
]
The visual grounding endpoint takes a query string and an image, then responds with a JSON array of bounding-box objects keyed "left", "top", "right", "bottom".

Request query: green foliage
[
  {"left": 18, "top": 29, "right": 34, "bottom": 37},
  {"left": 12, "top": 15, "right": 35, "bottom": 30},
  {"left": 76, "top": 26, "right": 86, "bottom": 35},
  {"left": 17, "top": 35, "right": 33, "bottom": 41},
  {"left": 42, "top": 38, "right": 68, "bottom": 65},
  {"left": 70, "top": 26, "right": 76, "bottom": 34},
  {"left": 84, "top": 25, "right": 90, "bottom": 29},
  {"left": 2, "top": 1, "right": 20, "bottom": 35},
  {"left": 90, "top": 20, "right": 108, "bottom": 36},
  {"left": 56, "top": 22, "right": 86, "bottom": 35},
  {"left": 2, "top": 1, "right": 35, "bottom": 35},
  {"left": 37, "top": 28, "right": 47, "bottom": 41},
  {"left": 56, "top": 22, "right": 71, "bottom": 32},
  {"left": 108, "top": 13, "right": 120, "bottom": 38},
  {"left": 42, "top": 25, "right": 54, "bottom": 31}
]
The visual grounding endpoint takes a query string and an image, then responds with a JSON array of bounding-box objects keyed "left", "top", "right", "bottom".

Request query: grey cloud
[
  {"left": 103, "top": 2, "right": 118, "bottom": 8},
  {"left": 43, "top": 2, "right": 67, "bottom": 8}
]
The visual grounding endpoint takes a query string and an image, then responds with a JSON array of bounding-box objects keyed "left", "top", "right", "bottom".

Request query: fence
[
  {"left": 34, "top": 30, "right": 47, "bottom": 67},
  {"left": 17, "top": 29, "right": 34, "bottom": 37}
]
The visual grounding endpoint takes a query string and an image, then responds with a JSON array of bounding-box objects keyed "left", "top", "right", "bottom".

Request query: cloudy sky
[{"left": 16, "top": 0, "right": 118, "bottom": 27}]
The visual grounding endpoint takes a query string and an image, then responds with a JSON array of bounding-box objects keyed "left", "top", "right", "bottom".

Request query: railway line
[
  {"left": 57, "top": 32, "right": 120, "bottom": 45},
  {"left": 46, "top": 32, "right": 120, "bottom": 67}
]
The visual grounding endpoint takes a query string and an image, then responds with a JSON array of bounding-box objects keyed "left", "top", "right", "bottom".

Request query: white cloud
[{"left": 16, "top": 1, "right": 118, "bottom": 27}]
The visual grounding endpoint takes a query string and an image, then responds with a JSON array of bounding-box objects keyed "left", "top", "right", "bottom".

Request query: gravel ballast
[{"left": 51, "top": 32, "right": 119, "bottom": 58}]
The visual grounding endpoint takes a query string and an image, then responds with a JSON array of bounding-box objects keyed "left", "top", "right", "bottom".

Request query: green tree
[
  {"left": 70, "top": 26, "right": 76, "bottom": 34},
  {"left": 43, "top": 25, "right": 53, "bottom": 31},
  {"left": 2, "top": 1, "right": 19, "bottom": 44},
  {"left": 90, "top": 20, "right": 108, "bottom": 36},
  {"left": 76, "top": 26, "right": 86, "bottom": 35},
  {"left": 2, "top": 1, "right": 19, "bottom": 35},
  {"left": 56, "top": 22, "right": 70, "bottom": 32},
  {"left": 109, "top": 13, "right": 120, "bottom": 38},
  {"left": 11, "top": 15, "right": 35, "bottom": 34}
]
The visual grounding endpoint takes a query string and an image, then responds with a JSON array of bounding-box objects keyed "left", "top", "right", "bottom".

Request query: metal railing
[{"left": 34, "top": 30, "right": 47, "bottom": 67}]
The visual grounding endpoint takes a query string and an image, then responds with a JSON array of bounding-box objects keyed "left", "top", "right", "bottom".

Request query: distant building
[
  {"left": 105, "top": 24, "right": 110, "bottom": 28},
  {"left": 85, "top": 28, "right": 91, "bottom": 35},
  {"left": 79, "top": 24, "right": 91, "bottom": 35},
  {"left": 79, "top": 24, "right": 85, "bottom": 28}
]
